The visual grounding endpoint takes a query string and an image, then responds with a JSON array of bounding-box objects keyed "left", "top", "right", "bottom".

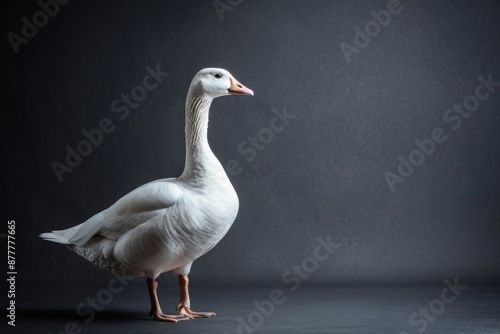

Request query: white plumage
[{"left": 40, "top": 68, "right": 254, "bottom": 322}]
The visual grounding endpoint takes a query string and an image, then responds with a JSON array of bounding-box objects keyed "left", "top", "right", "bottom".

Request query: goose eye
[{"left": 214, "top": 73, "right": 222, "bottom": 79}]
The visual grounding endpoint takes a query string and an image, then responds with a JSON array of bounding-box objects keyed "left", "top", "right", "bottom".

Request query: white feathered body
[{"left": 45, "top": 160, "right": 238, "bottom": 278}]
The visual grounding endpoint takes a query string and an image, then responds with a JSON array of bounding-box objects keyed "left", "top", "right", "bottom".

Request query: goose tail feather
[{"left": 39, "top": 222, "right": 85, "bottom": 245}]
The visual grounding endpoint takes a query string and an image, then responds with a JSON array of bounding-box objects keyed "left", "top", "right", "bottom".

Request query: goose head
[{"left": 189, "top": 68, "right": 254, "bottom": 99}]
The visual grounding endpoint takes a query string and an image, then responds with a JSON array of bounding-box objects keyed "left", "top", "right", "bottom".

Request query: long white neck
[{"left": 180, "top": 92, "right": 221, "bottom": 180}]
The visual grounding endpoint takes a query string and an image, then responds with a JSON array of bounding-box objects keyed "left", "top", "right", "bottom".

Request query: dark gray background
[{"left": 3, "top": 0, "right": 500, "bottom": 294}]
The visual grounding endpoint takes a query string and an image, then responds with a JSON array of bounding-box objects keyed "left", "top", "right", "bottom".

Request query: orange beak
[{"left": 228, "top": 76, "right": 254, "bottom": 96}]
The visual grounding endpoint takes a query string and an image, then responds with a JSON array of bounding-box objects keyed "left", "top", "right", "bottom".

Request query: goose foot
[
  {"left": 149, "top": 309, "right": 190, "bottom": 322},
  {"left": 176, "top": 274, "right": 216, "bottom": 319},
  {"left": 147, "top": 278, "right": 191, "bottom": 322},
  {"left": 176, "top": 303, "right": 216, "bottom": 318}
]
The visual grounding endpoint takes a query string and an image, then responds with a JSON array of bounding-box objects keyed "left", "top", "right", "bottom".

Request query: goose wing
[{"left": 67, "top": 178, "right": 182, "bottom": 246}]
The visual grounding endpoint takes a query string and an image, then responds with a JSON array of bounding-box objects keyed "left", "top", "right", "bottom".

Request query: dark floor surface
[{"left": 6, "top": 285, "right": 500, "bottom": 334}]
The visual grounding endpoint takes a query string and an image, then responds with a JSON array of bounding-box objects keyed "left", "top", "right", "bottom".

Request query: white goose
[{"left": 40, "top": 68, "right": 253, "bottom": 322}]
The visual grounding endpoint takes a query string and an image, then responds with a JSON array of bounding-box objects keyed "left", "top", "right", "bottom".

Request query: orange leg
[
  {"left": 147, "top": 278, "right": 189, "bottom": 322},
  {"left": 176, "top": 274, "right": 216, "bottom": 318}
]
